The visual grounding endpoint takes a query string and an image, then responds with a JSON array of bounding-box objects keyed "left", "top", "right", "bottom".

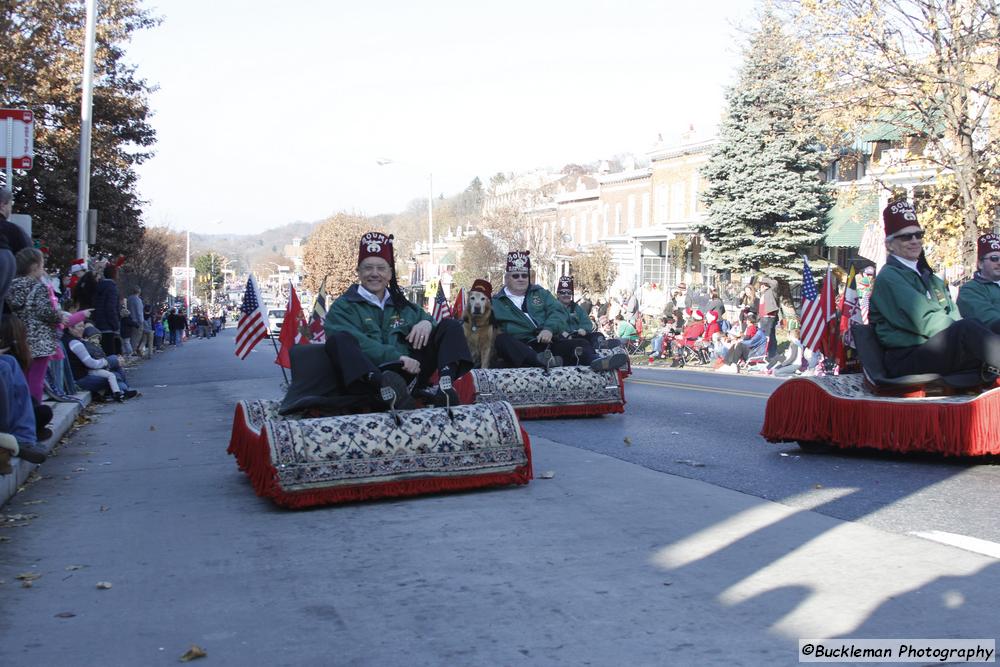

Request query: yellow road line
[{"left": 625, "top": 377, "right": 772, "bottom": 399}]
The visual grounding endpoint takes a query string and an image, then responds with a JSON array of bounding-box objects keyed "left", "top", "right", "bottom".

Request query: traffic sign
[{"left": 1, "top": 109, "right": 34, "bottom": 170}]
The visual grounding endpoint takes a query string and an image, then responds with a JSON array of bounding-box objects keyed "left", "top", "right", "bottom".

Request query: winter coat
[
  {"left": 0, "top": 217, "right": 31, "bottom": 254},
  {"left": 956, "top": 273, "right": 1000, "bottom": 326},
  {"left": 564, "top": 301, "right": 594, "bottom": 334},
  {"left": 870, "top": 255, "right": 958, "bottom": 349},
  {"left": 492, "top": 285, "right": 567, "bottom": 342},
  {"left": 92, "top": 278, "right": 120, "bottom": 333},
  {"left": 6, "top": 276, "right": 61, "bottom": 358},
  {"left": 325, "top": 285, "right": 435, "bottom": 366}
]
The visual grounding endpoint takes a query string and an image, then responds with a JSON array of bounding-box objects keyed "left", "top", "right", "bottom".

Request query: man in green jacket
[
  {"left": 870, "top": 201, "right": 1000, "bottom": 377},
  {"left": 491, "top": 251, "right": 626, "bottom": 372},
  {"left": 957, "top": 233, "right": 1000, "bottom": 328},
  {"left": 555, "top": 275, "right": 607, "bottom": 350},
  {"left": 323, "top": 231, "right": 472, "bottom": 408}
]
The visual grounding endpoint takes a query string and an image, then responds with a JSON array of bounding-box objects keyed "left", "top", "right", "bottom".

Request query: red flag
[
  {"left": 452, "top": 287, "right": 466, "bottom": 320},
  {"left": 275, "top": 284, "right": 304, "bottom": 368}
]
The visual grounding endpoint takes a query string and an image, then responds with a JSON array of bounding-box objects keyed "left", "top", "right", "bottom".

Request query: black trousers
[
  {"left": 759, "top": 315, "right": 778, "bottom": 358},
  {"left": 406, "top": 318, "right": 473, "bottom": 385},
  {"left": 883, "top": 319, "right": 1000, "bottom": 377},
  {"left": 324, "top": 321, "right": 472, "bottom": 389},
  {"left": 493, "top": 332, "right": 597, "bottom": 367}
]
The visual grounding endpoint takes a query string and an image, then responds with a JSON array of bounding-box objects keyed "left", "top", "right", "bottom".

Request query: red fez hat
[
  {"left": 978, "top": 233, "right": 1000, "bottom": 260},
  {"left": 358, "top": 231, "right": 394, "bottom": 266},
  {"left": 556, "top": 276, "right": 574, "bottom": 296},
  {"left": 883, "top": 200, "right": 919, "bottom": 238},
  {"left": 470, "top": 278, "right": 493, "bottom": 299},
  {"left": 506, "top": 250, "right": 530, "bottom": 272}
]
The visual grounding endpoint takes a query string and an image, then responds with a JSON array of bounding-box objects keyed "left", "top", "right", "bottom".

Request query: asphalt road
[
  {"left": 529, "top": 366, "right": 1000, "bottom": 545},
  {"left": 3, "top": 330, "right": 1000, "bottom": 666}
]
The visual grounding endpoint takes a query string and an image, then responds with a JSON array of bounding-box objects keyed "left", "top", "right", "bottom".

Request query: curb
[{"left": 1, "top": 392, "right": 91, "bottom": 509}]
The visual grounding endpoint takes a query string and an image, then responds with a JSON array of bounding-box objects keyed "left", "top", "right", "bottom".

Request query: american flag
[
  {"left": 431, "top": 282, "right": 451, "bottom": 322},
  {"left": 235, "top": 275, "right": 269, "bottom": 359},
  {"left": 799, "top": 256, "right": 835, "bottom": 352}
]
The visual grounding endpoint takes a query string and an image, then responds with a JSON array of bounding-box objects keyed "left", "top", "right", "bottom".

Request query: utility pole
[{"left": 75, "top": 0, "right": 98, "bottom": 261}]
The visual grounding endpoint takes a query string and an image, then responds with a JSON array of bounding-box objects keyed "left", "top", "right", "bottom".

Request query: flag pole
[{"left": 270, "top": 281, "right": 292, "bottom": 384}]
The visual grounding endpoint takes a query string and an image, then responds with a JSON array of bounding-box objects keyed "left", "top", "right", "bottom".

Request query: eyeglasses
[
  {"left": 985, "top": 255, "right": 1000, "bottom": 263},
  {"left": 509, "top": 273, "right": 529, "bottom": 279},
  {"left": 891, "top": 231, "right": 924, "bottom": 241}
]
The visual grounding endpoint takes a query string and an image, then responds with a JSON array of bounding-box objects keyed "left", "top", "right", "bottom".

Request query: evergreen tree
[{"left": 698, "top": 13, "right": 832, "bottom": 280}]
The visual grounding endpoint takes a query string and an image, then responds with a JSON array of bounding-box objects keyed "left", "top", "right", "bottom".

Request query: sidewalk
[{"left": 1, "top": 392, "right": 90, "bottom": 508}]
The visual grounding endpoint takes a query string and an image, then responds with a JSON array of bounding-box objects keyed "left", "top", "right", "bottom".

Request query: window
[
  {"left": 671, "top": 183, "right": 685, "bottom": 220},
  {"left": 615, "top": 203, "right": 623, "bottom": 235},
  {"left": 641, "top": 256, "right": 665, "bottom": 286},
  {"left": 656, "top": 185, "right": 668, "bottom": 224}
]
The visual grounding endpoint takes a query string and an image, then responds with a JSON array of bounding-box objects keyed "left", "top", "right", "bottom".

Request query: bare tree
[
  {"left": 785, "top": 0, "right": 1000, "bottom": 267},
  {"left": 301, "top": 213, "right": 371, "bottom": 295}
]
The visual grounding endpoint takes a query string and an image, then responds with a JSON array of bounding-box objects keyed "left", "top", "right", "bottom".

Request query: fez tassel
[
  {"left": 760, "top": 379, "right": 1000, "bottom": 456},
  {"left": 227, "top": 405, "right": 532, "bottom": 508}
]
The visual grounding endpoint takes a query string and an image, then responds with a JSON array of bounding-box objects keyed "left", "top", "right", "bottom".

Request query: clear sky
[{"left": 127, "top": 0, "right": 759, "bottom": 235}]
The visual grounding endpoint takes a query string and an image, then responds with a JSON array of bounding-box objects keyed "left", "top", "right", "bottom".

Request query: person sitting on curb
[
  {"left": 870, "top": 201, "right": 1000, "bottom": 379},
  {"left": 64, "top": 317, "right": 138, "bottom": 402},
  {"left": 957, "top": 232, "right": 1000, "bottom": 328},
  {"left": 0, "top": 347, "right": 48, "bottom": 466},
  {"left": 718, "top": 313, "right": 767, "bottom": 373},
  {"left": 491, "top": 251, "right": 627, "bottom": 372},
  {"left": 324, "top": 231, "right": 472, "bottom": 409}
]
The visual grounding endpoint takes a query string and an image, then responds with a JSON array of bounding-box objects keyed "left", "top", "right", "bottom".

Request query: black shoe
[
  {"left": 36, "top": 427, "right": 53, "bottom": 442},
  {"left": 113, "top": 392, "right": 125, "bottom": 403},
  {"left": 414, "top": 382, "right": 460, "bottom": 408},
  {"left": 122, "top": 390, "right": 139, "bottom": 400},
  {"left": 380, "top": 371, "right": 417, "bottom": 410},
  {"left": 17, "top": 444, "right": 47, "bottom": 464},
  {"left": 590, "top": 352, "right": 628, "bottom": 373},
  {"left": 982, "top": 364, "right": 999, "bottom": 383}
]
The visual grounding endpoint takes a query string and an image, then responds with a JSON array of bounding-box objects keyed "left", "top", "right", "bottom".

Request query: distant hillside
[{"left": 187, "top": 220, "right": 320, "bottom": 273}]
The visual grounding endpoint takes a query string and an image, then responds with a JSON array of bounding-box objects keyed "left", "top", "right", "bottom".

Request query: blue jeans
[{"left": 0, "top": 355, "right": 37, "bottom": 444}]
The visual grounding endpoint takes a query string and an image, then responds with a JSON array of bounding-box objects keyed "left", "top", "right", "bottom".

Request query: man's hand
[
  {"left": 399, "top": 355, "right": 421, "bottom": 374},
  {"left": 537, "top": 329, "right": 553, "bottom": 344},
  {"left": 577, "top": 329, "right": 586, "bottom": 337},
  {"left": 407, "top": 320, "right": 433, "bottom": 350}
]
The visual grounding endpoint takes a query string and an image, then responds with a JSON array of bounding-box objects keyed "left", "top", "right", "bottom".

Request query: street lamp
[{"left": 377, "top": 158, "right": 434, "bottom": 276}]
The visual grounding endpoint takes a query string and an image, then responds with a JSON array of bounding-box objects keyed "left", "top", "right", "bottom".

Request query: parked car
[{"left": 268, "top": 308, "right": 285, "bottom": 336}]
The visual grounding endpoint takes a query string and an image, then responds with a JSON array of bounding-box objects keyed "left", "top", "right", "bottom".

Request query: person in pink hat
[{"left": 870, "top": 200, "right": 1000, "bottom": 378}]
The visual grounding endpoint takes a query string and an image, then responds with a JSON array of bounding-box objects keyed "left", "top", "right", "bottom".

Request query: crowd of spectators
[{"left": 0, "top": 209, "right": 227, "bottom": 473}]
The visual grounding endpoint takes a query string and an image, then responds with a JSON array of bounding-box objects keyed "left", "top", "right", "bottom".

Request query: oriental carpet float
[
  {"left": 228, "top": 399, "right": 532, "bottom": 508},
  {"left": 453, "top": 366, "right": 626, "bottom": 419},
  {"left": 761, "top": 374, "right": 1000, "bottom": 456}
]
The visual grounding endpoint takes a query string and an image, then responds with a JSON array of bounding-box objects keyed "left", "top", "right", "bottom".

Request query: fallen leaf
[
  {"left": 779, "top": 453, "right": 790, "bottom": 457},
  {"left": 180, "top": 645, "right": 207, "bottom": 662},
  {"left": 22, "top": 580, "right": 33, "bottom": 588},
  {"left": 17, "top": 572, "right": 41, "bottom": 583},
  {"left": 72, "top": 467, "right": 87, "bottom": 473},
  {"left": 814, "top": 483, "right": 824, "bottom": 489},
  {"left": 670, "top": 431, "right": 680, "bottom": 435},
  {"left": 95, "top": 581, "right": 112, "bottom": 590},
  {"left": 65, "top": 565, "right": 85, "bottom": 571},
  {"left": 21, "top": 500, "right": 46, "bottom": 506},
  {"left": 623, "top": 437, "right": 632, "bottom": 446},
  {"left": 149, "top": 425, "right": 156, "bottom": 431},
  {"left": 0, "top": 536, "right": 10, "bottom": 542},
  {"left": 675, "top": 459, "right": 705, "bottom": 468},
  {"left": 99, "top": 506, "right": 110, "bottom": 512},
  {"left": 539, "top": 471, "right": 555, "bottom": 479},
  {"left": 54, "top": 611, "right": 76, "bottom": 618}
]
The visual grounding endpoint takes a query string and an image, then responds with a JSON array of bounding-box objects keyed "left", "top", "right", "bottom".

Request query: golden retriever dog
[{"left": 464, "top": 290, "right": 496, "bottom": 369}]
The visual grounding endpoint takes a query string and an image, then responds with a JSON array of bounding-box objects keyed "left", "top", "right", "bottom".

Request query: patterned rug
[
  {"left": 454, "top": 366, "right": 625, "bottom": 419},
  {"left": 229, "top": 400, "right": 532, "bottom": 508},
  {"left": 761, "top": 375, "right": 1000, "bottom": 456}
]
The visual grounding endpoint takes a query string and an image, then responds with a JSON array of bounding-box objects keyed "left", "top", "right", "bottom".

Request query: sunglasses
[
  {"left": 891, "top": 231, "right": 924, "bottom": 241},
  {"left": 509, "top": 273, "right": 529, "bottom": 279},
  {"left": 985, "top": 255, "right": 1000, "bottom": 263}
]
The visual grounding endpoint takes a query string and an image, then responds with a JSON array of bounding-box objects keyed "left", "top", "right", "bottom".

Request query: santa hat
[
  {"left": 66, "top": 311, "right": 89, "bottom": 327},
  {"left": 470, "top": 278, "right": 493, "bottom": 300},
  {"left": 556, "top": 275, "right": 574, "bottom": 296},
  {"left": 684, "top": 307, "right": 693, "bottom": 319},
  {"left": 978, "top": 233, "right": 1000, "bottom": 260},
  {"left": 883, "top": 200, "right": 920, "bottom": 238},
  {"left": 691, "top": 309, "right": 704, "bottom": 321},
  {"left": 70, "top": 258, "right": 87, "bottom": 274},
  {"left": 506, "top": 250, "right": 530, "bottom": 273},
  {"left": 706, "top": 310, "right": 718, "bottom": 323},
  {"left": 357, "top": 231, "right": 394, "bottom": 266}
]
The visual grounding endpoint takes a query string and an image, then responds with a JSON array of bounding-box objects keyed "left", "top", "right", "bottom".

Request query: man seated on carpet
[
  {"left": 554, "top": 275, "right": 608, "bottom": 352},
  {"left": 957, "top": 233, "right": 1000, "bottom": 328},
  {"left": 324, "top": 231, "right": 473, "bottom": 410},
  {"left": 870, "top": 201, "right": 1000, "bottom": 379},
  {"left": 491, "top": 251, "right": 627, "bottom": 372}
]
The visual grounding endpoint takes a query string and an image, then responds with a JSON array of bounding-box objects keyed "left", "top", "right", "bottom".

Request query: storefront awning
[{"left": 825, "top": 191, "right": 879, "bottom": 248}]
